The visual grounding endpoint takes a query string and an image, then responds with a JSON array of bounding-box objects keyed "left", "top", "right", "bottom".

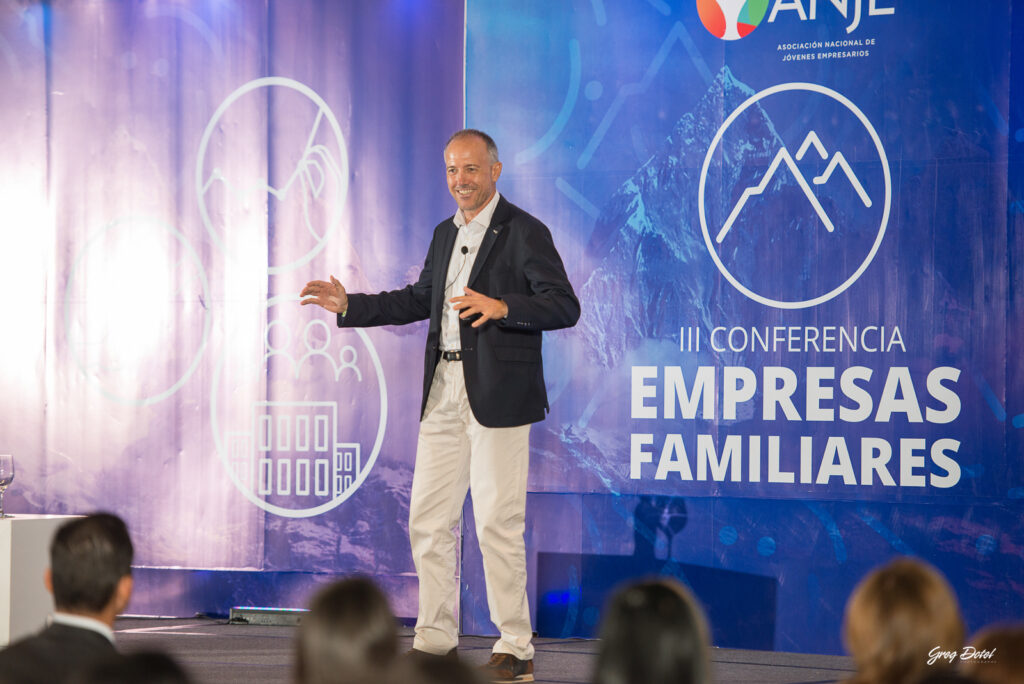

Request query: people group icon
[{"left": 264, "top": 317, "right": 362, "bottom": 382}]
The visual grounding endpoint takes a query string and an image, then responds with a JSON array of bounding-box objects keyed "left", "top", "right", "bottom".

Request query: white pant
[{"left": 409, "top": 358, "right": 534, "bottom": 660}]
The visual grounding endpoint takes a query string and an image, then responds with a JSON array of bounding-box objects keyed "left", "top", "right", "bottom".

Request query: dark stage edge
[{"left": 114, "top": 617, "right": 855, "bottom": 684}]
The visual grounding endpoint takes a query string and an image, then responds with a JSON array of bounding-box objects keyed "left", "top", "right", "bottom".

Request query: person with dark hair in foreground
[
  {"left": 302, "top": 129, "right": 579, "bottom": 683},
  {"left": 400, "top": 654, "right": 486, "bottom": 684},
  {"left": 294, "top": 577, "right": 400, "bottom": 684},
  {"left": 960, "top": 623, "right": 1024, "bottom": 684},
  {"left": 70, "top": 651, "right": 192, "bottom": 684},
  {"left": 0, "top": 513, "right": 134, "bottom": 684},
  {"left": 843, "top": 557, "right": 965, "bottom": 684},
  {"left": 592, "top": 578, "right": 711, "bottom": 684}
]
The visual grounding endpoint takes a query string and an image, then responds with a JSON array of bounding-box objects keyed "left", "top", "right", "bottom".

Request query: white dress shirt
[
  {"left": 51, "top": 611, "right": 115, "bottom": 643},
  {"left": 441, "top": 190, "right": 501, "bottom": 351}
]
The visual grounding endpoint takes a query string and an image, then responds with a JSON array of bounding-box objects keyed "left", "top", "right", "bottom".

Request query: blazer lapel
[
  {"left": 468, "top": 196, "right": 510, "bottom": 287},
  {"left": 434, "top": 222, "right": 458, "bottom": 315}
]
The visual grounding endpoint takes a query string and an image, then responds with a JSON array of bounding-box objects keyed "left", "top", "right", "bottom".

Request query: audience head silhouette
[
  {"left": 70, "top": 651, "right": 192, "bottom": 684},
  {"left": 48, "top": 512, "right": 134, "bottom": 621},
  {"left": 960, "top": 623, "right": 1024, "bottom": 684},
  {"left": 593, "top": 578, "right": 711, "bottom": 684},
  {"left": 294, "top": 576, "right": 399, "bottom": 684},
  {"left": 0, "top": 512, "right": 134, "bottom": 684},
  {"left": 843, "top": 557, "right": 964, "bottom": 684},
  {"left": 400, "top": 655, "right": 485, "bottom": 684}
]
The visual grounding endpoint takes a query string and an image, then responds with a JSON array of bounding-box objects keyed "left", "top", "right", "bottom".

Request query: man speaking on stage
[{"left": 301, "top": 129, "right": 580, "bottom": 683}]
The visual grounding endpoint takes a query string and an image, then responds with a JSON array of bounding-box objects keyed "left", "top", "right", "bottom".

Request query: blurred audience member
[
  {"left": 401, "top": 655, "right": 485, "bottom": 684},
  {"left": 960, "top": 624, "right": 1024, "bottom": 684},
  {"left": 70, "top": 651, "right": 192, "bottom": 684},
  {"left": 843, "top": 557, "right": 964, "bottom": 684},
  {"left": 915, "top": 674, "right": 980, "bottom": 684},
  {"left": 294, "top": 576, "right": 399, "bottom": 684},
  {"left": 592, "top": 578, "right": 711, "bottom": 684},
  {"left": 0, "top": 513, "right": 134, "bottom": 684}
]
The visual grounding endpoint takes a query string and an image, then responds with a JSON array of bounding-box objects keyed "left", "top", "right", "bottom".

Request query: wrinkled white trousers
[{"left": 409, "top": 358, "right": 534, "bottom": 660}]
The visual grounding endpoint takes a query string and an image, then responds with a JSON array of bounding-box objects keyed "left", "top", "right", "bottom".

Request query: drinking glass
[{"left": 0, "top": 454, "right": 14, "bottom": 519}]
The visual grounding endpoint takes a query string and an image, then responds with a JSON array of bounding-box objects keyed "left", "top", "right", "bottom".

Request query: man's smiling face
[{"left": 445, "top": 134, "right": 502, "bottom": 222}]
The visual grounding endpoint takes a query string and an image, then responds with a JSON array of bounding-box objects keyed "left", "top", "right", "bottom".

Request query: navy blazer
[
  {"left": 0, "top": 623, "right": 117, "bottom": 684},
  {"left": 339, "top": 196, "right": 580, "bottom": 428}
]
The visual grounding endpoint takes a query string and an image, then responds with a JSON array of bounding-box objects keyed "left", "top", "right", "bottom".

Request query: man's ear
[
  {"left": 491, "top": 160, "right": 503, "bottom": 182},
  {"left": 43, "top": 567, "right": 53, "bottom": 595},
  {"left": 112, "top": 575, "right": 133, "bottom": 614}
]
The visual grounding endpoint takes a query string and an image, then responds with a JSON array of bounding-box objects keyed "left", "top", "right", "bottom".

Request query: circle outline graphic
[
  {"left": 196, "top": 77, "right": 350, "bottom": 275},
  {"left": 210, "top": 294, "right": 388, "bottom": 518},
  {"left": 64, "top": 216, "right": 211, "bottom": 405},
  {"left": 698, "top": 82, "right": 891, "bottom": 309}
]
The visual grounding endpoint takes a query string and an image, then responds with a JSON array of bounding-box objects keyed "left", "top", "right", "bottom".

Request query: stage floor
[{"left": 115, "top": 617, "right": 855, "bottom": 684}]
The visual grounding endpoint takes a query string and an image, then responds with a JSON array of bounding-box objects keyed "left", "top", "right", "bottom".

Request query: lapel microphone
[{"left": 445, "top": 245, "right": 472, "bottom": 292}]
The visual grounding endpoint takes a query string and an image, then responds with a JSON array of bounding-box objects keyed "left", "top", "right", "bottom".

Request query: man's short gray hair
[{"left": 444, "top": 129, "right": 499, "bottom": 163}]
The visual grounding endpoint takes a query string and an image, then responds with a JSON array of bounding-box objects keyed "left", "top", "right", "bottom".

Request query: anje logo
[{"left": 697, "top": 0, "right": 770, "bottom": 40}]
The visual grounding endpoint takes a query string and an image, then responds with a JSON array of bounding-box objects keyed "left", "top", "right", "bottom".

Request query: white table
[{"left": 0, "top": 515, "right": 81, "bottom": 646}]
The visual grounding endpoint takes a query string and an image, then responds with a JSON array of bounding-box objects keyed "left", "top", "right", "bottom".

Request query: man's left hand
[{"left": 451, "top": 287, "right": 508, "bottom": 328}]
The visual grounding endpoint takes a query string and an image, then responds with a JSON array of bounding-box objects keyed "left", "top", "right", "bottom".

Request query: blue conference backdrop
[
  {"left": 1, "top": 0, "right": 1022, "bottom": 656},
  {"left": 464, "top": 0, "right": 1023, "bottom": 654}
]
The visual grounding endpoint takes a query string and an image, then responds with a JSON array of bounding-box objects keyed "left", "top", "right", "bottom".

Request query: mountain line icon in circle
[{"left": 716, "top": 131, "right": 872, "bottom": 244}]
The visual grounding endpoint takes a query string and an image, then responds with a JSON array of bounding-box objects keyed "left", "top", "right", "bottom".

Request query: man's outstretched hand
[
  {"left": 451, "top": 286, "right": 508, "bottom": 328},
  {"left": 301, "top": 275, "right": 349, "bottom": 314}
]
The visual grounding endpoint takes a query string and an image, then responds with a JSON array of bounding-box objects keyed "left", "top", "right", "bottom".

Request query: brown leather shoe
[
  {"left": 405, "top": 647, "right": 458, "bottom": 661},
  {"left": 481, "top": 653, "right": 534, "bottom": 683}
]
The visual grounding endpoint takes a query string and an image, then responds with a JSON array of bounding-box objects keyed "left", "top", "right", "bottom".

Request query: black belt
[{"left": 441, "top": 350, "right": 463, "bottom": 361}]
